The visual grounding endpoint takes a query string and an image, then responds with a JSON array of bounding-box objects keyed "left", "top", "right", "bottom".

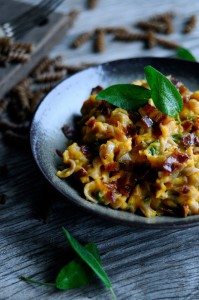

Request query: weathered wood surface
[
  {"left": 0, "top": 0, "right": 78, "bottom": 98},
  {"left": 1, "top": 0, "right": 199, "bottom": 299}
]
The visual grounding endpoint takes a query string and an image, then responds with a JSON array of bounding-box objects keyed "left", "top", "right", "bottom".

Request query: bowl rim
[{"left": 30, "top": 56, "right": 199, "bottom": 228}]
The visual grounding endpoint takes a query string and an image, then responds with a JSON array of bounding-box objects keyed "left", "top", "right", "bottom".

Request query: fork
[{"left": 0, "top": 0, "right": 64, "bottom": 40}]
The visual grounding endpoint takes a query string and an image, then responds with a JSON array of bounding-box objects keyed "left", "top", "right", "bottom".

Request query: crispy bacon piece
[
  {"left": 116, "top": 172, "right": 135, "bottom": 197},
  {"left": 192, "top": 117, "right": 199, "bottom": 132},
  {"left": 180, "top": 185, "right": 190, "bottom": 194},
  {"left": 169, "top": 76, "right": 187, "bottom": 95},
  {"left": 86, "top": 117, "right": 96, "bottom": 128},
  {"left": 98, "top": 100, "right": 112, "bottom": 116},
  {"left": 62, "top": 124, "right": 75, "bottom": 139},
  {"left": 182, "top": 133, "right": 199, "bottom": 147},
  {"left": 104, "top": 162, "right": 119, "bottom": 172},
  {"left": 126, "top": 124, "right": 137, "bottom": 137},
  {"left": 80, "top": 145, "right": 93, "bottom": 159},
  {"left": 91, "top": 85, "right": 103, "bottom": 95},
  {"left": 140, "top": 115, "right": 153, "bottom": 128},
  {"left": 139, "top": 104, "right": 164, "bottom": 123},
  {"left": 181, "top": 120, "right": 193, "bottom": 132},
  {"left": 163, "top": 151, "right": 190, "bottom": 173},
  {"left": 56, "top": 149, "right": 63, "bottom": 157},
  {"left": 74, "top": 167, "right": 88, "bottom": 178}
]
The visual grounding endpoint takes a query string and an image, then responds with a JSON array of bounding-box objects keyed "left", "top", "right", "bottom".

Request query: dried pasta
[{"left": 57, "top": 78, "right": 199, "bottom": 218}]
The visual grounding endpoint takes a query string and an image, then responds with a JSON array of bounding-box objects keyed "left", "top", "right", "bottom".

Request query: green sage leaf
[
  {"left": 95, "top": 84, "right": 151, "bottom": 111},
  {"left": 62, "top": 228, "right": 112, "bottom": 289},
  {"left": 144, "top": 66, "right": 183, "bottom": 118},
  {"left": 177, "top": 47, "right": 197, "bottom": 62},
  {"left": 56, "top": 243, "right": 101, "bottom": 290}
]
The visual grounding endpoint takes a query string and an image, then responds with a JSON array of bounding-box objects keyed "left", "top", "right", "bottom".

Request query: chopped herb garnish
[
  {"left": 149, "top": 146, "right": 157, "bottom": 156},
  {"left": 96, "top": 191, "right": 103, "bottom": 203},
  {"left": 144, "top": 197, "right": 150, "bottom": 203},
  {"left": 172, "top": 134, "right": 182, "bottom": 143}
]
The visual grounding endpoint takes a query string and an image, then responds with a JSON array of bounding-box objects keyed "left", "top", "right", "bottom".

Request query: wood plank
[{"left": 0, "top": 0, "right": 78, "bottom": 98}]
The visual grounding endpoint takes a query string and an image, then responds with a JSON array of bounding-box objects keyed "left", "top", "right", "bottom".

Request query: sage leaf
[
  {"left": 177, "top": 47, "right": 197, "bottom": 62},
  {"left": 62, "top": 228, "right": 117, "bottom": 300},
  {"left": 95, "top": 84, "right": 151, "bottom": 111},
  {"left": 56, "top": 243, "right": 101, "bottom": 290},
  {"left": 144, "top": 66, "right": 183, "bottom": 118}
]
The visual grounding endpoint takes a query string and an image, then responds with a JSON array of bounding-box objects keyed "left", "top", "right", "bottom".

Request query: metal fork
[{"left": 0, "top": 0, "right": 64, "bottom": 40}]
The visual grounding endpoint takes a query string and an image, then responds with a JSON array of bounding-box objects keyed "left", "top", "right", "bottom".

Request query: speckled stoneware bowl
[{"left": 30, "top": 57, "right": 199, "bottom": 228}]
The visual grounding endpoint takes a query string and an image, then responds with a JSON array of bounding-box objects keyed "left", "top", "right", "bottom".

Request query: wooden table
[{"left": 1, "top": 0, "right": 199, "bottom": 299}]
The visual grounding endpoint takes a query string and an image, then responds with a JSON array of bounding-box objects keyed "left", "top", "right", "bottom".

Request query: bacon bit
[
  {"left": 106, "top": 190, "right": 116, "bottom": 203},
  {"left": 74, "top": 167, "right": 88, "bottom": 178},
  {"left": 86, "top": 117, "right": 96, "bottom": 128},
  {"left": 62, "top": 124, "right": 75, "bottom": 139},
  {"left": 182, "top": 133, "right": 199, "bottom": 147},
  {"left": 158, "top": 207, "right": 176, "bottom": 216},
  {"left": 183, "top": 94, "right": 190, "bottom": 104},
  {"left": 192, "top": 117, "right": 199, "bottom": 132},
  {"left": 80, "top": 145, "right": 93, "bottom": 159},
  {"left": 131, "top": 135, "right": 139, "bottom": 147},
  {"left": 104, "top": 182, "right": 118, "bottom": 202},
  {"left": 181, "top": 120, "right": 193, "bottom": 132},
  {"left": 152, "top": 123, "right": 162, "bottom": 138},
  {"left": 126, "top": 124, "right": 137, "bottom": 137},
  {"left": 139, "top": 104, "right": 164, "bottom": 123},
  {"left": 91, "top": 85, "right": 103, "bottom": 94},
  {"left": 104, "top": 162, "right": 119, "bottom": 172},
  {"left": 116, "top": 173, "right": 134, "bottom": 196},
  {"left": 98, "top": 100, "right": 112, "bottom": 116},
  {"left": 56, "top": 149, "right": 63, "bottom": 157},
  {"left": 163, "top": 151, "right": 190, "bottom": 173},
  {"left": 140, "top": 115, "right": 153, "bottom": 128},
  {"left": 169, "top": 77, "right": 187, "bottom": 95},
  {"left": 180, "top": 185, "right": 190, "bottom": 194}
]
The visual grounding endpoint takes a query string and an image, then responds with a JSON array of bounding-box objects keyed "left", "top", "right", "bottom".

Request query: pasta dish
[{"left": 57, "top": 77, "right": 199, "bottom": 218}]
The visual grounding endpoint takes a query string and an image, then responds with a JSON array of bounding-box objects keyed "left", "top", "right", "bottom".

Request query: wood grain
[
  {"left": 1, "top": 0, "right": 199, "bottom": 299},
  {"left": 0, "top": 0, "right": 78, "bottom": 99}
]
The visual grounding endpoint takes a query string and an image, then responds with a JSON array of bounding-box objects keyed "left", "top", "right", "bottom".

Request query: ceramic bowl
[{"left": 30, "top": 57, "right": 199, "bottom": 228}]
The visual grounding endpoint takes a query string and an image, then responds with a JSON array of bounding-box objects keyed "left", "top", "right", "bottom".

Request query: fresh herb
[
  {"left": 144, "top": 197, "right": 150, "bottom": 203},
  {"left": 177, "top": 47, "right": 197, "bottom": 62},
  {"left": 149, "top": 146, "right": 157, "bottom": 156},
  {"left": 56, "top": 243, "right": 101, "bottom": 290},
  {"left": 95, "top": 84, "right": 151, "bottom": 111},
  {"left": 172, "top": 133, "right": 182, "bottom": 143},
  {"left": 96, "top": 191, "right": 103, "bottom": 203},
  {"left": 95, "top": 66, "right": 183, "bottom": 121},
  {"left": 144, "top": 66, "right": 183, "bottom": 119},
  {"left": 20, "top": 229, "right": 117, "bottom": 300},
  {"left": 20, "top": 243, "right": 100, "bottom": 289},
  {"left": 62, "top": 227, "right": 117, "bottom": 300}
]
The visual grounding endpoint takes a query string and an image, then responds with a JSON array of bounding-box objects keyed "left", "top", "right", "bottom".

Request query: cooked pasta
[{"left": 57, "top": 78, "right": 199, "bottom": 217}]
